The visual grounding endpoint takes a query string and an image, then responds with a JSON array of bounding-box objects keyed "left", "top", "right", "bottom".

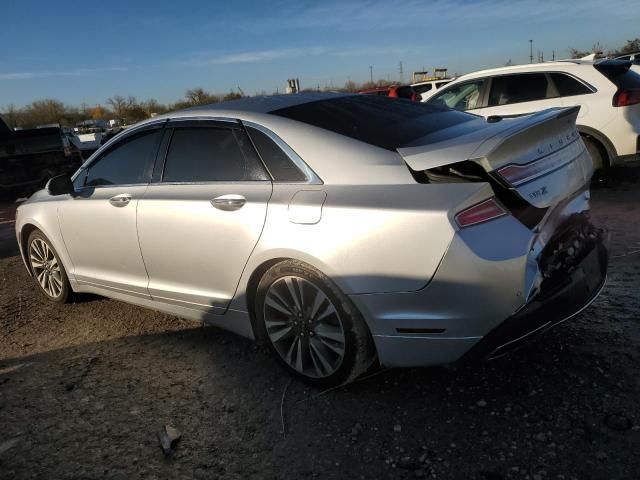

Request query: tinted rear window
[
  {"left": 412, "top": 83, "right": 433, "bottom": 94},
  {"left": 163, "top": 127, "right": 268, "bottom": 182},
  {"left": 488, "top": 73, "right": 550, "bottom": 106},
  {"left": 246, "top": 126, "right": 307, "bottom": 182},
  {"left": 271, "top": 95, "right": 474, "bottom": 150},
  {"left": 550, "top": 73, "right": 592, "bottom": 96}
]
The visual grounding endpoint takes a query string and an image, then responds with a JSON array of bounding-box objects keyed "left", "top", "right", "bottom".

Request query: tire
[
  {"left": 255, "top": 260, "right": 375, "bottom": 387},
  {"left": 583, "top": 136, "right": 606, "bottom": 172},
  {"left": 27, "top": 230, "right": 71, "bottom": 303}
]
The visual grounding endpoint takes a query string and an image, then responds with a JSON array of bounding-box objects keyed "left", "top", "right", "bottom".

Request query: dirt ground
[{"left": 1, "top": 175, "right": 639, "bottom": 480}]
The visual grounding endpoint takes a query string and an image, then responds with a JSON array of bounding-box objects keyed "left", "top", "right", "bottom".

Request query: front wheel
[
  {"left": 255, "top": 260, "right": 375, "bottom": 386},
  {"left": 27, "top": 230, "right": 71, "bottom": 303}
]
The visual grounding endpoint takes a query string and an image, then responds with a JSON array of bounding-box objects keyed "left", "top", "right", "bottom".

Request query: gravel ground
[{"left": 0, "top": 176, "right": 639, "bottom": 480}]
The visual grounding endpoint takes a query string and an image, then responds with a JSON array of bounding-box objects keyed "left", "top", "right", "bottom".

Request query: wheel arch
[
  {"left": 577, "top": 125, "right": 617, "bottom": 168},
  {"left": 18, "top": 220, "right": 73, "bottom": 280},
  {"left": 245, "top": 257, "right": 289, "bottom": 341},
  {"left": 19, "top": 222, "right": 41, "bottom": 276}
]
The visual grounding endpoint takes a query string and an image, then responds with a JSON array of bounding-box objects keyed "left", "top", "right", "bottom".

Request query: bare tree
[
  {"left": 184, "top": 88, "right": 219, "bottom": 105},
  {"left": 106, "top": 96, "right": 128, "bottom": 119},
  {"left": 2, "top": 104, "right": 20, "bottom": 129},
  {"left": 609, "top": 38, "right": 640, "bottom": 57}
]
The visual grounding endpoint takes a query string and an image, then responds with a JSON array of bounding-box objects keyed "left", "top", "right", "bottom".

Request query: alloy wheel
[
  {"left": 29, "top": 238, "right": 63, "bottom": 298},
  {"left": 263, "top": 275, "right": 346, "bottom": 378}
]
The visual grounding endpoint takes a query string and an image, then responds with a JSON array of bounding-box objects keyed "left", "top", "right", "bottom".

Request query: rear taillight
[
  {"left": 613, "top": 88, "right": 640, "bottom": 107},
  {"left": 455, "top": 198, "right": 507, "bottom": 228}
]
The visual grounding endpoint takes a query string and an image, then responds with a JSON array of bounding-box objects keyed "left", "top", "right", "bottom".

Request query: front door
[
  {"left": 59, "top": 125, "right": 163, "bottom": 296},
  {"left": 137, "top": 121, "right": 272, "bottom": 312}
]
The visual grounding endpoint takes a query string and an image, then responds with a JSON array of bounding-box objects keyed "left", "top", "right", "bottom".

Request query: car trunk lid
[{"left": 398, "top": 106, "right": 593, "bottom": 209}]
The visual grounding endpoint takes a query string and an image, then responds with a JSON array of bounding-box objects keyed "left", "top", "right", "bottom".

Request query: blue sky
[{"left": 1, "top": 0, "right": 639, "bottom": 108}]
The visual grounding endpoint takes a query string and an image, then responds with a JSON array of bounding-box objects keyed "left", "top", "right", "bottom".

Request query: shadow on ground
[{"left": 1, "top": 303, "right": 638, "bottom": 480}]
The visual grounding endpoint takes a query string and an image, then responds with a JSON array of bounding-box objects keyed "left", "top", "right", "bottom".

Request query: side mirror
[{"left": 46, "top": 175, "right": 74, "bottom": 196}]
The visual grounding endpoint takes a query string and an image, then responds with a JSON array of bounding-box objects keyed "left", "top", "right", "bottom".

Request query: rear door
[
  {"left": 476, "top": 73, "right": 563, "bottom": 118},
  {"left": 137, "top": 119, "right": 272, "bottom": 312}
]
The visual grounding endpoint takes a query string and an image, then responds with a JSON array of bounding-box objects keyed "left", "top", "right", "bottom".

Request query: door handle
[
  {"left": 109, "top": 194, "right": 132, "bottom": 207},
  {"left": 211, "top": 194, "right": 246, "bottom": 211}
]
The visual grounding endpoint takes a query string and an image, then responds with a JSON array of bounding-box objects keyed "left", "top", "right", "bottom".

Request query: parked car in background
[
  {"left": 16, "top": 94, "right": 607, "bottom": 385},
  {"left": 411, "top": 78, "right": 453, "bottom": 101},
  {"left": 359, "top": 85, "right": 419, "bottom": 101},
  {"left": 0, "top": 116, "right": 83, "bottom": 198},
  {"left": 422, "top": 60, "right": 640, "bottom": 170},
  {"left": 615, "top": 51, "right": 640, "bottom": 65}
]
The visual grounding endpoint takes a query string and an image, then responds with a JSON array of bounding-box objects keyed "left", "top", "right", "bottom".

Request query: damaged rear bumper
[{"left": 461, "top": 231, "right": 608, "bottom": 361}]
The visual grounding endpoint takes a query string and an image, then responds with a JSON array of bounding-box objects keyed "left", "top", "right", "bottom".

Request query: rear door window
[
  {"left": 549, "top": 73, "right": 592, "bottom": 97},
  {"left": 428, "top": 79, "right": 486, "bottom": 111},
  {"left": 162, "top": 127, "right": 268, "bottom": 183},
  {"left": 85, "top": 129, "right": 161, "bottom": 187},
  {"left": 412, "top": 83, "right": 433, "bottom": 95},
  {"left": 488, "top": 73, "right": 551, "bottom": 106}
]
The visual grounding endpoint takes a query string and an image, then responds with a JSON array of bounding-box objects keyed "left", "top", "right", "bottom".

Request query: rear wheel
[
  {"left": 27, "top": 230, "right": 70, "bottom": 303},
  {"left": 255, "top": 260, "right": 375, "bottom": 386},
  {"left": 583, "top": 136, "right": 606, "bottom": 172}
]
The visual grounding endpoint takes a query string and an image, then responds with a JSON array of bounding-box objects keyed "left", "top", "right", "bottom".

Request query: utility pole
[
  {"left": 529, "top": 39, "right": 533, "bottom": 64},
  {"left": 369, "top": 65, "right": 373, "bottom": 84},
  {"left": 552, "top": 49, "right": 555, "bottom": 61},
  {"left": 399, "top": 61, "right": 404, "bottom": 84}
]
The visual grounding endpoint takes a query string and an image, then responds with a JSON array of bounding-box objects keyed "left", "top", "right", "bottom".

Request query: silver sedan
[{"left": 15, "top": 94, "right": 608, "bottom": 385}]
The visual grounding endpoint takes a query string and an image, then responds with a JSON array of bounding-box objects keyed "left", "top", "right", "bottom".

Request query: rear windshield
[
  {"left": 270, "top": 95, "right": 475, "bottom": 150},
  {"left": 595, "top": 60, "right": 640, "bottom": 89}
]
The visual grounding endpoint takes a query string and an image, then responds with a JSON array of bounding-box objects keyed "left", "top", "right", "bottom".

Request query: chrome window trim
[
  {"left": 74, "top": 182, "right": 151, "bottom": 192},
  {"left": 74, "top": 180, "right": 270, "bottom": 192},
  {"left": 152, "top": 180, "right": 270, "bottom": 186},
  {"left": 168, "top": 116, "right": 241, "bottom": 125},
  {"left": 242, "top": 120, "right": 323, "bottom": 185}
]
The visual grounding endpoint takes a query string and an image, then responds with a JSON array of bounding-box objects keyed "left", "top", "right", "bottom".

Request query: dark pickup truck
[{"left": 0, "top": 116, "right": 83, "bottom": 198}]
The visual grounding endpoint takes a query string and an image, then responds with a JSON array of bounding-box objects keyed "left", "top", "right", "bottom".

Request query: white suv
[
  {"left": 422, "top": 60, "right": 640, "bottom": 170},
  {"left": 411, "top": 78, "right": 453, "bottom": 101}
]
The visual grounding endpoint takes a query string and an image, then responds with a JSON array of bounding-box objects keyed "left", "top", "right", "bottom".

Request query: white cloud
[
  {"left": 229, "top": 0, "right": 636, "bottom": 32},
  {"left": 189, "top": 47, "right": 329, "bottom": 66},
  {"left": 0, "top": 66, "right": 128, "bottom": 81}
]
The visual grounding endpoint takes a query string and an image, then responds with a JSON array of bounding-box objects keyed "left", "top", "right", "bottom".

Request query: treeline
[
  {"left": 4, "top": 36, "right": 638, "bottom": 130},
  {"left": 569, "top": 37, "right": 639, "bottom": 60},
  {"left": 1, "top": 79, "right": 392, "bottom": 130},
  {"left": 1, "top": 88, "right": 244, "bottom": 130}
]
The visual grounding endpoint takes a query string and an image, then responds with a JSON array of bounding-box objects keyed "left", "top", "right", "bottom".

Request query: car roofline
[{"left": 451, "top": 60, "right": 596, "bottom": 82}]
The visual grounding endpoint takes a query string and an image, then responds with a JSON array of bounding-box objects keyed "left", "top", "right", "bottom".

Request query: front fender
[{"left": 15, "top": 202, "right": 75, "bottom": 282}]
